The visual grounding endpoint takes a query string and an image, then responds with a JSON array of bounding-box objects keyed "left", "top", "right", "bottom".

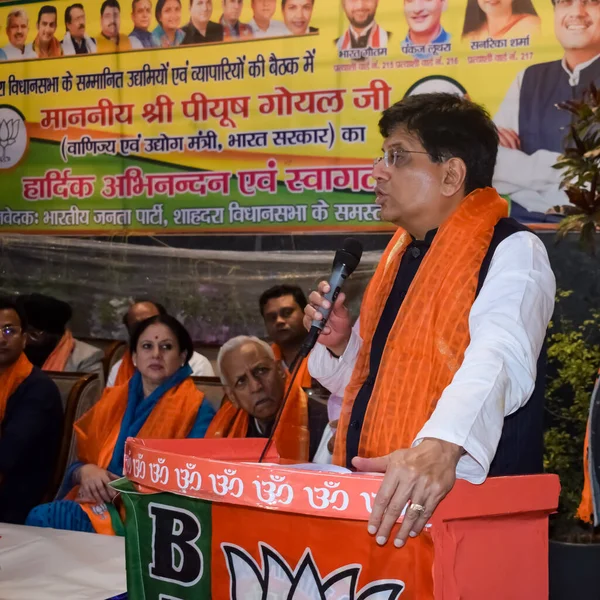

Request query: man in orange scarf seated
[
  {"left": 107, "top": 300, "right": 214, "bottom": 387},
  {"left": 26, "top": 314, "right": 215, "bottom": 534},
  {"left": 0, "top": 296, "right": 63, "bottom": 524},
  {"left": 18, "top": 293, "right": 104, "bottom": 382},
  {"left": 304, "top": 93, "right": 556, "bottom": 549},
  {"left": 259, "top": 284, "right": 313, "bottom": 389},
  {"left": 206, "top": 336, "right": 328, "bottom": 462}
]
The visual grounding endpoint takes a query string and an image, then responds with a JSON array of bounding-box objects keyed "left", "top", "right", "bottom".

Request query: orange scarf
[
  {"left": 0, "top": 353, "right": 34, "bottom": 424},
  {"left": 68, "top": 377, "right": 205, "bottom": 534},
  {"left": 43, "top": 330, "right": 75, "bottom": 371},
  {"left": 271, "top": 343, "right": 312, "bottom": 388},
  {"left": 333, "top": 188, "right": 508, "bottom": 465},
  {"left": 206, "top": 376, "right": 310, "bottom": 462},
  {"left": 114, "top": 350, "right": 135, "bottom": 386},
  {"left": 577, "top": 370, "right": 600, "bottom": 524},
  {"left": 33, "top": 35, "right": 62, "bottom": 57}
]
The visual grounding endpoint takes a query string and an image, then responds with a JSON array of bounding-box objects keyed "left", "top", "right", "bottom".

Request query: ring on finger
[{"left": 408, "top": 502, "right": 426, "bottom": 514}]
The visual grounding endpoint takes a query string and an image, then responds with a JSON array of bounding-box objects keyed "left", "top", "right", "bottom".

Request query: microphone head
[{"left": 333, "top": 237, "right": 363, "bottom": 275}]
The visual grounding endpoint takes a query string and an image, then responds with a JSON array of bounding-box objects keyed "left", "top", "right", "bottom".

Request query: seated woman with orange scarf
[
  {"left": 206, "top": 336, "right": 327, "bottom": 462},
  {"left": 26, "top": 314, "right": 215, "bottom": 534}
]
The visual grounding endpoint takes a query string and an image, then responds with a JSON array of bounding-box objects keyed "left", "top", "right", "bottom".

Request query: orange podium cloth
[{"left": 334, "top": 188, "right": 508, "bottom": 465}]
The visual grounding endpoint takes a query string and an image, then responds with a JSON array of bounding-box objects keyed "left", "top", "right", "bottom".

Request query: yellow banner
[{"left": 0, "top": 0, "right": 580, "bottom": 233}]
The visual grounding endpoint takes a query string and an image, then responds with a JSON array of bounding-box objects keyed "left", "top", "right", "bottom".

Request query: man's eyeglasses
[
  {"left": 554, "top": 0, "right": 600, "bottom": 7},
  {"left": 1, "top": 326, "right": 22, "bottom": 339},
  {"left": 373, "top": 148, "right": 429, "bottom": 168}
]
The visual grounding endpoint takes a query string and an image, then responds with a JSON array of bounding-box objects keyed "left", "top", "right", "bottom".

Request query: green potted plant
[{"left": 546, "top": 83, "right": 600, "bottom": 599}]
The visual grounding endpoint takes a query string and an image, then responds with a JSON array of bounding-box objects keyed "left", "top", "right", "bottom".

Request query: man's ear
[
  {"left": 225, "top": 387, "right": 239, "bottom": 408},
  {"left": 441, "top": 157, "right": 467, "bottom": 197}
]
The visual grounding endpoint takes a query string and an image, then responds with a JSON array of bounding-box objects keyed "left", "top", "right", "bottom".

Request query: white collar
[{"left": 561, "top": 54, "right": 600, "bottom": 86}]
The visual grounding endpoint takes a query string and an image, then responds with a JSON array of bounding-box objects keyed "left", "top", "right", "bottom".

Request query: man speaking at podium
[{"left": 305, "top": 93, "right": 555, "bottom": 549}]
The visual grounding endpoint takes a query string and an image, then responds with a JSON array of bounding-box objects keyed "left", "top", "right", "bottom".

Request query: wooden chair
[
  {"left": 79, "top": 337, "right": 127, "bottom": 381},
  {"left": 192, "top": 376, "right": 225, "bottom": 412},
  {"left": 44, "top": 372, "right": 103, "bottom": 500}
]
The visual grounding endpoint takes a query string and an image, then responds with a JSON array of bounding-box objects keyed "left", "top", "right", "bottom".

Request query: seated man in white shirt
[
  {"left": 107, "top": 300, "right": 214, "bottom": 386},
  {"left": 305, "top": 92, "right": 555, "bottom": 549},
  {"left": 492, "top": 0, "right": 600, "bottom": 216},
  {"left": 249, "top": 0, "right": 290, "bottom": 37}
]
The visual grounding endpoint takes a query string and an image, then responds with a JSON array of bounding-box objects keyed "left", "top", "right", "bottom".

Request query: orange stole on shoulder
[
  {"left": 114, "top": 350, "right": 135, "bottom": 386},
  {"left": 43, "top": 330, "right": 75, "bottom": 371},
  {"left": 206, "top": 377, "right": 310, "bottom": 462},
  {"left": 333, "top": 188, "right": 508, "bottom": 466},
  {"left": 271, "top": 343, "right": 312, "bottom": 389},
  {"left": 0, "top": 353, "right": 34, "bottom": 423},
  {"left": 68, "top": 377, "right": 205, "bottom": 534}
]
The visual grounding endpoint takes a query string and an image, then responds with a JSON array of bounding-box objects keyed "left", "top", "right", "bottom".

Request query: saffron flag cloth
[
  {"left": 118, "top": 479, "right": 434, "bottom": 599},
  {"left": 114, "top": 349, "right": 135, "bottom": 386},
  {"left": 0, "top": 352, "right": 33, "bottom": 423},
  {"left": 42, "top": 330, "right": 75, "bottom": 371}
]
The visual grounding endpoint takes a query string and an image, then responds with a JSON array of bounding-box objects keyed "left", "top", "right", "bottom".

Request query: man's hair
[
  {"left": 122, "top": 300, "right": 167, "bottom": 327},
  {"left": 129, "top": 314, "right": 194, "bottom": 362},
  {"left": 101, "top": 0, "right": 121, "bottom": 16},
  {"left": 378, "top": 93, "right": 498, "bottom": 195},
  {"left": 155, "top": 0, "right": 181, "bottom": 22},
  {"left": 65, "top": 3, "right": 84, "bottom": 26},
  {"left": 462, "top": 0, "right": 537, "bottom": 36},
  {"left": 282, "top": 0, "right": 314, "bottom": 6},
  {"left": 217, "top": 335, "right": 275, "bottom": 386},
  {"left": 37, "top": 5, "right": 57, "bottom": 25},
  {"left": 0, "top": 296, "right": 27, "bottom": 331},
  {"left": 258, "top": 284, "right": 307, "bottom": 317},
  {"left": 7, "top": 9, "right": 28, "bottom": 30}
]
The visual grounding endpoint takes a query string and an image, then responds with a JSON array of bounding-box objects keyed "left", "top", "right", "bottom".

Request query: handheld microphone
[
  {"left": 297, "top": 237, "right": 363, "bottom": 359},
  {"left": 258, "top": 238, "right": 363, "bottom": 463}
]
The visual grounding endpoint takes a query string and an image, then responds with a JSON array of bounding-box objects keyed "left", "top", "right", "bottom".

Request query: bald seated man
[
  {"left": 106, "top": 300, "right": 214, "bottom": 386},
  {"left": 206, "top": 336, "right": 328, "bottom": 461}
]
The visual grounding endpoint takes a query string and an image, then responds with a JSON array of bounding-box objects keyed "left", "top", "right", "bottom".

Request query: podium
[{"left": 119, "top": 437, "right": 559, "bottom": 600}]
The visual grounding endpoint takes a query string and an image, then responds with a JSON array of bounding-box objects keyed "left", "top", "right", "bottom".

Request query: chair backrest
[
  {"left": 192, "top": 376, "right": 225, "bottom": 412},
  {"left": 44, "top": 372, "right": 103, "bottom": 500},
  {"left": 193, "top": 343, "right": 221, "bottom": 376},
  {"left": 79, "top": 337, "right": 127, "bottom": 381}
]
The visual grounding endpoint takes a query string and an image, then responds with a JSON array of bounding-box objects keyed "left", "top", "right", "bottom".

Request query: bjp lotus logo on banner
[
  {"left": 223, "top": 543, "right": 406, "bottom": 600},
  {"left": 0, "top": 106, "right": 27, "bottom": 170}
]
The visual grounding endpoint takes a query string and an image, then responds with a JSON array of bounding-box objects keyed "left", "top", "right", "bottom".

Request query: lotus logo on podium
[{"left": 0, "top": 106, "right": 27, "bottom": 169}]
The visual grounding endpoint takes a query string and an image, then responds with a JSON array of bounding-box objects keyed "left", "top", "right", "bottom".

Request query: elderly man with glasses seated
[{"left": 0, "top": 296, "right": 63, "bottom": 524}]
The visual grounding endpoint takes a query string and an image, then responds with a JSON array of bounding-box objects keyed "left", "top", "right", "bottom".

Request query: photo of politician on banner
[{"left": 0, "top": 0, "right": 587, "bottom": 234}]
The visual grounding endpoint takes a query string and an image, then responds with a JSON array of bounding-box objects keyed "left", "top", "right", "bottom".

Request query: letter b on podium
[{"left": 149, "top": 503, "right": 204, "bottom": 587}]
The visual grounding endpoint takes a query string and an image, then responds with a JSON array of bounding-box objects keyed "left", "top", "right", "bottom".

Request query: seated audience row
[{"left": 1, "top": 284, "right": 334, "bottom": 532}]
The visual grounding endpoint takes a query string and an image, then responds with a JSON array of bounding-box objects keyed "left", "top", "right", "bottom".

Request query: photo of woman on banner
[
  {"left": 462, "top": 0, "right": 540, "bottom": 41},
  {"left": 152, "top": 0, "right": 185, "bottom": 46},
  {"left": 62, "top": 4, "right": 97, "bottom": 55},
  {"left": 26, "top": 6, "right": 62, "bottom": 58},
  {"left": 25, "top": 314, "right": 216, "bottom": 535},
  {"left": 336, "top": 0, "right": 390, "bottom": 61},
  {"left": 182, "top": 0, "right": 225, "bottom": 43},
  {"left": 96, "top": 0, "right": 133, "bottom": 52},
  {"left": 129, "top": 0, "right": 156, "bottom": 48},
  {"left": 493, "top": 0, "right": 600, "bottom": 216},
  {"left": 401, "top": 0, "right": 451, "bottom": 60},
  {"left": 282, "top": 0, "right": 318, "bottom": 35}
]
